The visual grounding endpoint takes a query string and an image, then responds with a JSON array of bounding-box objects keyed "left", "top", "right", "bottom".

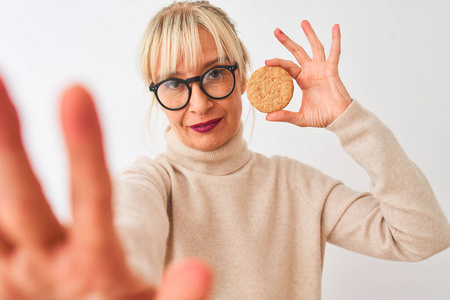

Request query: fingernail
[{"left": 276, "top": 28, "right": 283, "bottom": 35}]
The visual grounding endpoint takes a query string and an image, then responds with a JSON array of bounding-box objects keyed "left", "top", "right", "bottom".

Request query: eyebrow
[{"left": 168, "top": 57, "right": 231, "bottom": 78}]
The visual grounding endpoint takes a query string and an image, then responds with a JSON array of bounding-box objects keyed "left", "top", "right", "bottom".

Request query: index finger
[{"left": 274, "top": 28, "right": 312, "bottom": 66}]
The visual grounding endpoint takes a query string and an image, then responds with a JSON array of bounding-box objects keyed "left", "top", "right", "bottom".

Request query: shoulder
[
  {"left": 248, "top": 152, "right": 311, "bottom": 183},
  {"left": 115, "top": 155, "right": 172, "bottom": 203},
  {"left": 252, "top": 152, "right": 341, "bottom": 209},
  {"left": 120, "top": 155, "right": 170, "bottom": 178},
  {"left": 251, "top": 151, "right": 295, "bottom": 167},
  {"left": 250, "top": 151, "right": 315, "bottom": 174}
]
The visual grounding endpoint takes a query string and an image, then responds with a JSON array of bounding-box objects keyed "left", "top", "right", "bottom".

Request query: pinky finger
[{"left": 328, "top": 24, "right": 341, "bottom": 65}]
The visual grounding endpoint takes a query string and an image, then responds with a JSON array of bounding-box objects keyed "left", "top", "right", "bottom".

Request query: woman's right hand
[{"left": 0, "top": 77, "right": 212, "bottom": 300}]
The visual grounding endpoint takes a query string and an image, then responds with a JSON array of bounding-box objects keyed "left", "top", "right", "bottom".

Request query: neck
[{"left": 164, "top": 122, "right": 251, "bottom": 175}]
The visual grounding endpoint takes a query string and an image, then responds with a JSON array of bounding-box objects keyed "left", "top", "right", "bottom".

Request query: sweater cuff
[{"left": 326, "top": 99, "right": 373, "bottom": 139}]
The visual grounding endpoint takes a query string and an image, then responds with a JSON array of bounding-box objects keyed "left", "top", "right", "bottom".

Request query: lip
[{"left": 190, "top": 118, "right": 222, "bottom": 133}]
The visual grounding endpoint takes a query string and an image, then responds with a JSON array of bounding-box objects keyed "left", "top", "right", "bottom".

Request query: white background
[{"left": 0, "top": 0, "right": 449, "bottom": 299}]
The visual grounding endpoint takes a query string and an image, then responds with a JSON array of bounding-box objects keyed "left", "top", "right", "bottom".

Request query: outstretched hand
[
  {"left": 266, "top": 20, "right": 352, "bottom": 128},
  {"left": 0, "top": 78, "right": 212, "bottom": 300}
]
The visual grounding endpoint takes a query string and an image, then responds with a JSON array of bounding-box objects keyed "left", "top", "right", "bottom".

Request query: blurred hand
[
  {"left": 0, "top": 78, "right": 212, "bottom": 300},
  {"left": 265, "top": 20, "right": 352, "bottom": 128}
]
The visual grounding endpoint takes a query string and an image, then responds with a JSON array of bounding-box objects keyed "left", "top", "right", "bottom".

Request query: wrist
[{"left": 333, "top": 98, "right": 352, "bottom": 119}]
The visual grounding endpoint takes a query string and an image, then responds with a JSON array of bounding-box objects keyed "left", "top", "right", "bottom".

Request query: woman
[{"left": 0, "top": 1, "right": 448, "bottom": 299}]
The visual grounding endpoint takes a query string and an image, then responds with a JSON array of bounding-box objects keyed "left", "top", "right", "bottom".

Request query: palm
[
  {"left": 0, "top": 79, "right": 211, "bottom": 300},
  {"left": 5, "top": 237, "right": 148, "bottom": 300},
  {"left": 266, "top": 21, "right": 352, "bottom": 128}
]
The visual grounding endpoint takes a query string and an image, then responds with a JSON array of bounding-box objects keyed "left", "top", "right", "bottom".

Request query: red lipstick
[{"left": 190, "top": 118, "right": 222, "bottom": 133}]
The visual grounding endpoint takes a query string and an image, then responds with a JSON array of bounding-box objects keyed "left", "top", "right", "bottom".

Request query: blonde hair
[{"left": 139, "top": 1, "right": 250, "bottom": 107}]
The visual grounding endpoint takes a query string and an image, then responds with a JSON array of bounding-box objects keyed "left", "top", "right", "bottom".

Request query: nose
[{"left": 188, "top": 82, "right": 213, "bottom": 114}]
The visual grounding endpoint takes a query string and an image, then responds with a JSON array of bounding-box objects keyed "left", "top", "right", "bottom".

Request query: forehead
[{"left": 156, "top": 27, "right": 223, "bottom": 81}]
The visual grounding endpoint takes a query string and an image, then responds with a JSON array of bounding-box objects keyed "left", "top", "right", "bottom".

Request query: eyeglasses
[{"left": 149, "top": 63, "right": 238, "bottom": 111}]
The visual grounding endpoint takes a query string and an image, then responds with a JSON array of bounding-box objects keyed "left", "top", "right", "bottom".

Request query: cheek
[
  {"left": 227, "top": 96, "right": 242, "bottom": 124},
  {"left": 235, "top": 100, "right": 242, "bottom": 119},
  {"left": 163, "top": 109, "right": 185, "bottom": 128},
  {"left": 233, "top": 94, "right": 243, "bottom": 114}
]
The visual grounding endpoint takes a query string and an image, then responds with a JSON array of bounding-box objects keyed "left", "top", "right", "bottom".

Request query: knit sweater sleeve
[
  {"left": 319, "top": 100, "right": 450, "bottom": 261},
  {"left": 113, "top": 156, "right": 170, "bottom": 285}
]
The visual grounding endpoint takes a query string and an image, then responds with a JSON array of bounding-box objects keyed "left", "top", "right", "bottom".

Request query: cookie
[{"left": 246, "top": 66, "right": 294, "bottom": 113}]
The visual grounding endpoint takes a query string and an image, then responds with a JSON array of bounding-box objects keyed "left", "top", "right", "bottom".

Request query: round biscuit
[{"left": 246, "top": 66, "right": 294, "bottom": 113}]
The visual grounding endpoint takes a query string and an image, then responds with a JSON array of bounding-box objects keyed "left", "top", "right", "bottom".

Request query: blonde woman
[{"left": 0, "top": 1, "right": 449, "bottom": 299}]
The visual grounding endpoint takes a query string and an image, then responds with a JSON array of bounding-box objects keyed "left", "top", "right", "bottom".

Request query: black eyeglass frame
[{"left": 149, "top": 63, "right": 238, "bottom": 111}]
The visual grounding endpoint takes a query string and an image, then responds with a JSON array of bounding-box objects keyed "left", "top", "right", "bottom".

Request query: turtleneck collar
[{"left": 164, "top": 122, "right": 251, "bottom": 176}]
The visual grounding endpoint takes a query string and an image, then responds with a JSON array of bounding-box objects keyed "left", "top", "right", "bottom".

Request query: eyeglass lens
[{"left": 157, "top": 66, "right": 235, "bottom": 110}]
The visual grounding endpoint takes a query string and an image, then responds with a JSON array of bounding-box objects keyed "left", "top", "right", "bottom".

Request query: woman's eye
[
  {"left": 208, "top": 69, "right": 225, "bottom": 79},
  {"left": 163, "top": 80, "right": 183, "bottom": 90}
]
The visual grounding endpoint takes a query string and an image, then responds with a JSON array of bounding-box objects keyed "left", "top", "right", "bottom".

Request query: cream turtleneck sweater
[{"left": 114, "top": 100, "right": 450, "bottom": 299}]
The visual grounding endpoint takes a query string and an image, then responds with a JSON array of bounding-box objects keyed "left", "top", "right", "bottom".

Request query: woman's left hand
[{"left": 265, "top": 20, "right": 352, "bottom": 128}]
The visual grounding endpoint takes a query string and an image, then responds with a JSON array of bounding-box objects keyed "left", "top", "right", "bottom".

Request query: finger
[
  {"left": 0, "top": 76, "right": 64, "bottom": 247},
  {"left": 265, "top": 58, "right": 302, "bottom": 80},
  {"left": 301, "top": 20, "right": 326, "bottom": 61},
  {"left": 274, "top": 28, "right": 312, "bottom": 66},
  {"left": 156, "top": 258, "right": 213, "bottom": 300},
  {"left": 0, "top": 227, "right": 13, "bottom": 254},
  {"left": 328, "top": 24, "right": 341, "bottom": 65},
  {"left": 60, "top": 86, "right": 114, "bottom": 248},
  {"left": 266, "top": 110, "right": 307, "bottom": 127}
]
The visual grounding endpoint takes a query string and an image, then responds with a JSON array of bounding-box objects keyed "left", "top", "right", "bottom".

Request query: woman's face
[{"left": 157, "top": 27, "right": 245, "bottom": 152}]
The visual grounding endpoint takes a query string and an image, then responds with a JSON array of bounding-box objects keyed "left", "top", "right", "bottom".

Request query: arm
[
  {"left": 114, "top": 157, "right": 171, "bottom": 285},
  {"left": 267, "top": 21, "right": 450, "bottom": 260},
  {"left": 323, "top": 100, "right": 450, "bottom": 260}
]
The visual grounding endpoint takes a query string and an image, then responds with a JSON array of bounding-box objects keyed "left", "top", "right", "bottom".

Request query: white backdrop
[{"left": 0, "top": 0, "right": 449, "bottom": 299}]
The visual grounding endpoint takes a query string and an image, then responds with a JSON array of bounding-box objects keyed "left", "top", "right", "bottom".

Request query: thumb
[
  {"left": 266, "top": 110, "right": 305, "bottom": 127},
  {"left": 156, "top": 258, "right": 213, "bottom": 300}
]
